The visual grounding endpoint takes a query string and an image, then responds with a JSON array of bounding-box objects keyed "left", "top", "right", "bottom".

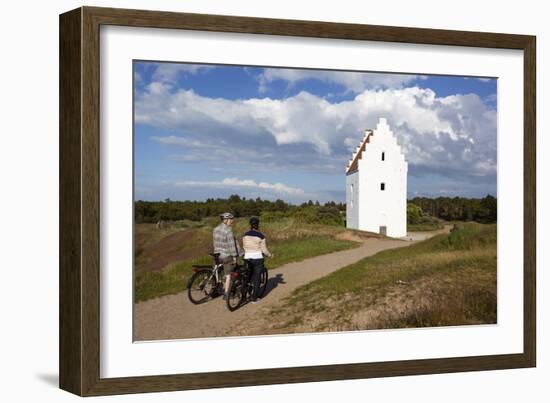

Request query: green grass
[
  {"left": 134, "top": 217, "right": 358, "bottom": 303},
  {"left": 135, "top": 254, "right": 212, "bottom": 303},
  {"left": 268, "top": 237, "right": 356, "bottom": 268},
  {"left": 273, "top": 222, "right": 497, "bottom": 332},
  {"left": 407, "top": 221, "right": 444, "bottom": 231}
]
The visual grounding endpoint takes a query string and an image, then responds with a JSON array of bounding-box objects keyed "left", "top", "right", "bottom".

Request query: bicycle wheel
[
  {"left": 226, "top": 279, "right": 244, "bottom": 311},
  {"left": 258, "top": 268, "right": 268, "bottom": 298},
  {"left": 187, "top": 269, "right": 216, "bottom": 304}
]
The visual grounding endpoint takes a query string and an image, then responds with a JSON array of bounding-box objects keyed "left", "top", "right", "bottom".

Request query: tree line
[
  {"left": 135, "top": 195, "right": 346, "bottom": 225},
  {"left": 408, "top": 195, "right": 497, "bottom": 223},
  {"left": 135, "top": 194, "right": 497, "bottom": 225}
]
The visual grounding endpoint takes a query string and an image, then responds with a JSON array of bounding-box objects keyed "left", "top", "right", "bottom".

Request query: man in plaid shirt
[{"left": 213, "top": 212, "right": 243, "bottom": 297}]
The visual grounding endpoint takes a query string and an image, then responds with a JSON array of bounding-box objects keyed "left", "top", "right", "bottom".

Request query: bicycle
[
  {"left": 226, "top": 259, "right": 268, "bottom": 312},
  {"left": 187, "top": 253, "right": 225, "bottom": 304}
]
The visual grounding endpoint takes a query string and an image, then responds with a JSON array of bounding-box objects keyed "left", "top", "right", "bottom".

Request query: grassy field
[
  {"left": 134, "top": 217, "right": 359, "bottom": 302},
  {"left": 265, "top": 222, "right": 497, "bottom": 333}
]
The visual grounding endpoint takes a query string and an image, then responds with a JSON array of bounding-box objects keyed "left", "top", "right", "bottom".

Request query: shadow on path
[{"left": 263, "top": 273, "right": 286, "bottom": 298}]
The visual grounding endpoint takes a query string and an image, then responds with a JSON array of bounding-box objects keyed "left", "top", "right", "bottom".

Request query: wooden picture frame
[{"left": 59, "top": 6, "right": 536, "bottom": 396}]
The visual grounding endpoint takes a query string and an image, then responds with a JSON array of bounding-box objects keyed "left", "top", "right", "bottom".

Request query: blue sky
[{"left": 134, "top": 61, "right": 497, "bottom": 203}]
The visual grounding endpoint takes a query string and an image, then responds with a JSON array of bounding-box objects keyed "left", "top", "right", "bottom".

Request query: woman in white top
[{"left": 242, "top": 216, "right": 272, "bottom": 303}]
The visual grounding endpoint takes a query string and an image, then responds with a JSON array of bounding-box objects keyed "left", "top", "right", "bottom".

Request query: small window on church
[
  {"left": 381, "top": 182, "right": 385, "bottom": 191},
  {"left": 382, "top": 151, "right": 385, "bottom": 161}
]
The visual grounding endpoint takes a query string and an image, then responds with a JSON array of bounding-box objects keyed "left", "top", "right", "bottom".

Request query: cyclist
[
  {"left": 213, "top": 212, "right": 243, "bottom": 299},
  {"left": 242, "top": 216, "right": 273, "bottom": 303}
]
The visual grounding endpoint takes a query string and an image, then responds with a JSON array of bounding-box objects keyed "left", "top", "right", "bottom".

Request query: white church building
[{"left": 345, "top": 118, "right": 408, "bottom": 238}]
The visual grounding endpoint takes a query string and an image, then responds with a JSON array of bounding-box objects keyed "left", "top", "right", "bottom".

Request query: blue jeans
[{"left": 247, "top": 258, "right": 265, "bottom": 301}]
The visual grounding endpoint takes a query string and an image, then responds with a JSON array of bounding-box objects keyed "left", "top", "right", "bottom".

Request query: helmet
[
  {"left": 249, "top": 216, "right": 260, "bottom": 227},
  {"left": 220, "top": 212, "right": 234, "bottom": 220}
]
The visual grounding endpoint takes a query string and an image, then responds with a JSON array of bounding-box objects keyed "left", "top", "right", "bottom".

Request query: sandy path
[
  {"left": 134, "top": 236, "right": 417, "bottom": 341},
  {"left": 401, "top": 224, "right": 453, "bottom": 241}
]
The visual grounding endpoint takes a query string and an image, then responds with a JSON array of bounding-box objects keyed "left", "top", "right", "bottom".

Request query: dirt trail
[{"left": 134, "top": 229, "right": 450, "bottom": 341}]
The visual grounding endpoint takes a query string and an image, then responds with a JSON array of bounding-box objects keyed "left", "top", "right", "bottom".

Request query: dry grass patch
[{"left": 265, "top": 223, "right": 496, "bottom": 333}]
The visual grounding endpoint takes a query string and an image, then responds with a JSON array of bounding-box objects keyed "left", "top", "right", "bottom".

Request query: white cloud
[
  {"left": 484, "top": 93, "right": 497, "bottom": 105},
  {"left": 258, "top": 69, "right": 422, "bottom": 93},
  {"left": 151, "top": 63, "right": 213, "bottom": 83},
  {"left": 464, "top": 77, "right": 495, "bottom": 83},
  {"left": 172, "top": 177, "right": 305, "bottom": 197},
  {"left": 150, "top": 135, "right": 214, "bottom": 148},
  {"left": 136, "top": 83, "right": 496, "bottom": 179}
]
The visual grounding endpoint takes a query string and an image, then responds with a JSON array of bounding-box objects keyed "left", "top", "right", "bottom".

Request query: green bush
[
  {"left": 407, "top": 203, "right": 423, "bottom": 224},
  {"left": 260, "top": 211, "right": 290, "bottom": 222},
  {"left": 292, "top": 206, "right": 344, "bottom": 226}
]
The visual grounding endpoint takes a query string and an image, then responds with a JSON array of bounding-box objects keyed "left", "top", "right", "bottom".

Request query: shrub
[
  {"left": 292, "top": 206, "right": 344, "bottom": 226},
  {"left": 407, "top": 203, "right": 423, "bottom": 224}
]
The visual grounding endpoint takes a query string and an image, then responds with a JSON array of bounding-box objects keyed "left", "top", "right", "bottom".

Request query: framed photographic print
[{"left": 59, "top": 6, "right": 536, "bottom": 396}]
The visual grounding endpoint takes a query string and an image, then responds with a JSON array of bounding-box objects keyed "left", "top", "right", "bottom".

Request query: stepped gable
[{"left": 346, "top": 129, "right": 373, "bottom": 174}]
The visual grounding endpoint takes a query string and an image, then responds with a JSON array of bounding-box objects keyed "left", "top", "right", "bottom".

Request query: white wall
[
  {"left": 0, "top": 1, "right": 547, "bottom": 402},
  {"left": 346, "top": 171, "right": 360, "bottom": 229},
  {"left": 356, "top": 119, "right": 408, "bottom": 237}
]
